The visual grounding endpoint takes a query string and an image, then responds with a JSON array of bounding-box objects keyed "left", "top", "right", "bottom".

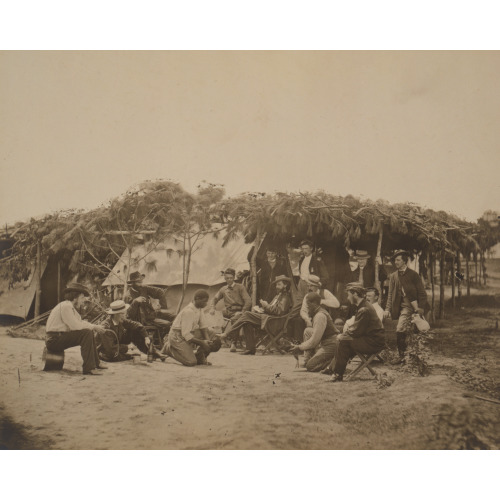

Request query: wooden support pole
[
  {"left": 57, "top": 260, "right": 61, "bottom": 303},
  {"left": 474, "top": 254, "right": 478, "bottom": 287},
  {"left": 466, "top": 252, "right": 471, "bottom": 297},
  {"left": 34, "top": 241, "right": 42, "bottom": 318},
  {"left": 451, "top": 253, "right": 456, "bottom": 309},
  {"left": 457, "top": 251, "right": 462, "bottom": 301},
  {"left": 251, "top": 229, "right": 262, "bottom": 307},
  {"left": 429, "top": 252, "right": 435, "bottom": 324},
  {"left": 374, "top": 226, "right": 383, "bottom": 293},
  {"left": 439, "top": 249, "right": 445, "bottom": 320}
]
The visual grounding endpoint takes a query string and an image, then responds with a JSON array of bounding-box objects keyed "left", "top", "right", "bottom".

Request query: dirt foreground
[{"left": 1, "top": 310, "right": 500, "bottom": 450}]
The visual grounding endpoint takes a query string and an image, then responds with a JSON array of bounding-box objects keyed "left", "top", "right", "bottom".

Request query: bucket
[{"left": 42, "top": 347, "right": 65, "bottom": 371}]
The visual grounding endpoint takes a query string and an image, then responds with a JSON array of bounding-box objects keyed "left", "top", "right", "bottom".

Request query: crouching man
[
  {"left": 290, "top": 293, "right": 339, "bottom": 372},
  {"left": 98, "top": 300, "right": 165, "bottom": 362},
  {"left": 329, "top": 283, "right": 385, "bottom": 382},
  {"left": 45, "top": 283, "right": 107, "bottom": 375},
  {"left": 162, "top": 290, "right": 221, "bottom": 366}
]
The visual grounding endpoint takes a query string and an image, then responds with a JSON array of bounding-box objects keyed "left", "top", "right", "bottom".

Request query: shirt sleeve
[
  {"left": 299, "top": 313, "right": 327, "bottom": 351},
  {"left": 321, "top": 290, "right": 340, "bottom": 309},
  {"left": 147, "top": 286, "right": 168, "bottom": 308},
  {"left": 179, "top": 309, "right": 197, "bottom": 342},
  {"left": 240, "top": 286, "right": 252, "bottom": 311},
  {"left": 300, "top": 297, "right": 310, "bottom": 323},
  {"left": 60, "top": 301, "right": 95, "bottom": 331}
]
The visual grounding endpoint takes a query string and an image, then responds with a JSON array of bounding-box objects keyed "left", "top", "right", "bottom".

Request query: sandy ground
[{"left": 1, "top": 313, "right": 500, "bottom": 450}]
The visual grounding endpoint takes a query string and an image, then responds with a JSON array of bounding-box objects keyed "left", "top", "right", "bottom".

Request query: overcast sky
[{"left": 1, "top": 51, "right": 499, "bottom": 226}]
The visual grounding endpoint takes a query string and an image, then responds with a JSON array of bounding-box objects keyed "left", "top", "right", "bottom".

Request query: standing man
[
  {"left": 125, "top": 271, "right": 174, "bottom": 326},
  {"left": 365, "top": 287, "right": 385, "bottom": 322},
  {"left": 98, "top": 300, "right": 165, "bottom": 362},
  {"left": 45, "top": 283, "right": 106, "bottom": 375},
  {"left": 349, "top": 250, "right": 387, "bottom": 288},
  {"left": 209, "top": 268, "right": 251, "bottom": 352},
  {"left": 329, "top": 283, "right": 385, "bottom": 382},
  {"left": 296, "top": 240, "right": 329, "bottom": 305},
  {"left": 291, "top": 293, "right": 339, "bottom": 372},
  {"left": 220, "top": 275, "right": 292, "bottom": 355},
  {"left": 162, "top": 290, "right": 221, "bottom": 367},
  {"left": 384, "top": 250, "right": 429, "bottom": 362},
  {"left": 257, "top": 246, "right": 288, "bottom": 302}
]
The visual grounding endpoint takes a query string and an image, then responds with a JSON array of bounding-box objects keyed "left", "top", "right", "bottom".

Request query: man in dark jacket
[
  {"left": 257, "top": 247, "right": 288, "bottom": 302},
  {"left": 297, "top": 240, "right": 329, "bottom": 305},
  {"left": 220, "top": 275, "right": 292, "bottom": 355},
  {"left": 98, "top": 300, "right": 165, "bottom": 362},
  {"left": 329, "top": 283, "right": 385, "bottom": 382},
  {"left": 384, "top": 250, "right": 429, "bottom": 361},
  {"left": 348, "top": 250, "right": 387, "bottom": 288},
  {"left": 125, "top": 271, "right": 175, "bottom": 328}
]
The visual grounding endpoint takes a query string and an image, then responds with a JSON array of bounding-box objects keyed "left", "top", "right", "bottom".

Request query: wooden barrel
[{"left": 42, "top": 346, "right": 65, "bottom": 371}]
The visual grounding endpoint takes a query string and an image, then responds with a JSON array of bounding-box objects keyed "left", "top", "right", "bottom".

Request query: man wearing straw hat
[
  {"left": 98, "top": 300, "right": 165, "bottom": 362},
  {"left": 384, "top": 249, "right": 429, "bottom": 362},
  {"left": 45, "top": 283, "right": 107, "bottom": 375},
  {"left": 220, "top": 275, "right": 292, "bottom": 355},
  {"left": 125, "top": 271, "right": 174, "bottom": 326},
  {"left": 349, "top": 250, "right": 387, "bottom": 288},
  {"left": 329, "top": 282, "right": 385, "bottom": 382}
]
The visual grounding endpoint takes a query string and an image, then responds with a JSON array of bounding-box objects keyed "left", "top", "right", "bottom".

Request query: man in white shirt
[
  {"left": 299, "top": 275, "right": 340, "bottom": 327},
  {"left": 296, "top": 240, "right": 329, "bottom": 305},
  {"left": 45, "top": 283, "right": 106, "bottom": 375},
  {"left": 365, "top": 287, "right": 385, "bottom": 322},
  {"left": 162, "top": 289, "right": 221, "bottom": 366}
]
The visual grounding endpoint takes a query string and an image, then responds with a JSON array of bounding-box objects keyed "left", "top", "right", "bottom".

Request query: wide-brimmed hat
[
  {"left": 271, "top": 275, "right": 292, "bottom": 286},
  {"left": 63, "top": 282, "right": 90, "bottom": 297},
  {"left": 305, "top": 275, "right": 322, "bottom": 287},
  {"left": 127, "top": 271, "right": 145, "bottom": 284},
  {"left": 353, "top": 250, "right": 370, "bottom": 260},
  {"left": 106, "top": 300, "right": 130, "bottom": 315},
  {"left": 345, "top": 282, "right": 366, "bottom": 296},
  {"left": 221, "top": 268, "right": 236, "bottom": 276},
  {"left": 391, "top": 249, "right": 410, "bottom": 261}
]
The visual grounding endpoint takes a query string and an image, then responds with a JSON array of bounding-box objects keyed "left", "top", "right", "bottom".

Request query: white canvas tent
[{"left": 102, "top": 231, "right": 254, "bottom": 315}]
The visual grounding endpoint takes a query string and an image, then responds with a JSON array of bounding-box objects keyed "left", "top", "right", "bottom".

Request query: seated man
[
  {"left": 329, "top": 283, "right": 385, "bottom": 382},
  {"left": 125, "top": 271, "right": 175, "bottom": 328},
  {"left": 162, "top": 290, "right": 221, "bottom": 367},
  {"left": 45, "top": 283, "right": 107, "bottom": 375},
  {"left": 98, "top": 300, "right": 165, "bottom": 362},
  {"left": 220, "top": 275, "right": 292, "bottom": 355},
  {"left": 208, "top": 268, "right": 251, "bottom": 352},
  {"left": 290, "top": 293, "right": 339, "bottom": 372}
]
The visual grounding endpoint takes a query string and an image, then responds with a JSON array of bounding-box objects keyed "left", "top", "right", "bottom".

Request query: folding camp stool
[
  {"left": 346, "top": 351, "right": 380, "bottom": 380},
  {"left": 256, "top": 313, "right": 293, "bottom": 355}
]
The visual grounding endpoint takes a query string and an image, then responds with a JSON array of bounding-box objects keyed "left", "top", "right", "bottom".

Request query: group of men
[{"left": 44, "top": 241, "right": 428, "bottom": 379}]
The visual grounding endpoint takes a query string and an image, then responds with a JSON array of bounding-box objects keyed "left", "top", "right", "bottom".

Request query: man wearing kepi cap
[
  {"left": 220, "top": 275, "right": 292, "bottom": 355},
  {"left": 97, "top": 300, "right": 165, "bottom": 362},
  {"left": 209, "top": 268, "right": 251, "bottom": 352},
  {"left": 329, "top": 282, "right": 385, "bottom": 382},
  {"left": 162, "top": 290, "right": 221, "bottom": 366},
  {"left": 45, "top": 283, "right": 107, "bottom": 375},
  {"left": 384, "top": 250, "right": 429, "bottom": 362}
]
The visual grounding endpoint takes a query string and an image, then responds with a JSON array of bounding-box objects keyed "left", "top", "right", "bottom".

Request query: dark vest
[{"left": 315, "top": 307, "right": 336, "bottom": 341}]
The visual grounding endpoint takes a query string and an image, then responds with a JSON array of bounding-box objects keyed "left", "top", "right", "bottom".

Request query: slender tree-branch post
[
  {"left": 374, "top": 225, "right": 383, "bottom": 293},
  {"left": 34, "top": 240, "right": 42, "bottom": 318},
  {"left": 176, "top": 232, "right": 188, "bottom": 315},
  {"left": 466, "top": 251, "right": 471, "bottom": 297},
  {"left": 57, "top": 260, "right": 61, "bottom": 303},
  {"left": 474, "top": 253, "right": 478, "bottom": 287},
  {"left": 251, "top": 228, "right": 262, "bottom": 307},
  {"left": 451, "top": 253, "right": 456, "bottom": 309},
  {"left": 429, "top": 252, "right": 435, "bottom": 324},
  {"left": 457, "top": 250, "right": 462, "bottom": 302},
  {"left": 439, "top": 249, "right": 445, "bottom": 320}
]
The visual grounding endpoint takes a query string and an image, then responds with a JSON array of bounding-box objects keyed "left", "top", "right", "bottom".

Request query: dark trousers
[
  {"left": 333, "top": 337, "right": 384, "bottom": 376},
  {"left": 396, "top": 332, "right": 407, "bottom": 357},
  {"left": 99, "top": 330, "right": 149, "bottom": 361},
  {"left": 46, "top": 329, "right": 99, "bottom": 373},
  {"left": 225, "top": 311, "right": 262, "bottom": 349}
]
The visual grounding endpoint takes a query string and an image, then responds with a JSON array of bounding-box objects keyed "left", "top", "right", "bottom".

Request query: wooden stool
[
  {"left": 42, "top": 347, "right": 65, "bottom": 371},
  {"left": 346, "top": 352, "right": 379, "bottom": 380}
]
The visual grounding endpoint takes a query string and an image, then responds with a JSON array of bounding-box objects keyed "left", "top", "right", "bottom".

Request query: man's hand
[
  {"left": 144, "top": 336, "right": 151, "bottom": 346},
  {"left": 259, "top": 300, "right": 269, "bottom": 307},
  {"left": 290, "top": 345, "right": 302, "bottom": 357},
  {"left": 208, "top": 307, "right": 216, "bottom": 316},
  {"left": 93, "top": 325, "right": 106, "bottom": 334},
  {"left": 133, "top": 296, "right": 147, "bottom": 304},
  {"left": 383, "top": 310, "right": 391, "bottom": 319}
]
